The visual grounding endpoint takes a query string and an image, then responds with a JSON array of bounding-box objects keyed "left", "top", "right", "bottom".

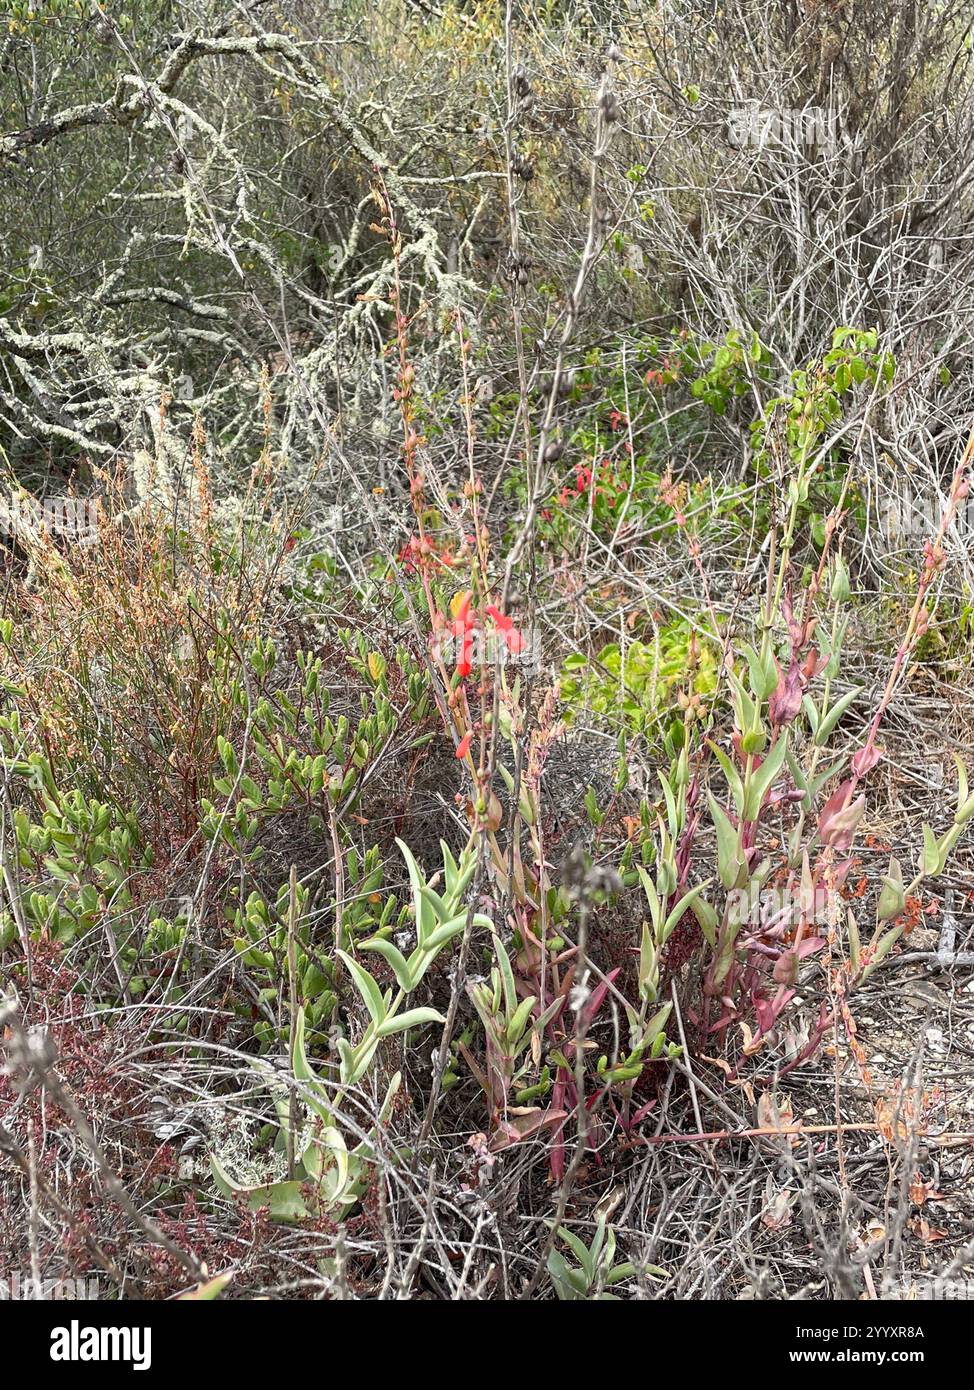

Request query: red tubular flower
[
  {"left": 486, "top": 605, "right": 525, "bottom": 655},
  {"left": 455, "top": 731, "right": 473, "bottom": 759},
  {"left": 450, "top": 590, "right": 472, "bottom": 626},
  {"left": 450, "top": 590, "right": 475, "bottom": 679}
]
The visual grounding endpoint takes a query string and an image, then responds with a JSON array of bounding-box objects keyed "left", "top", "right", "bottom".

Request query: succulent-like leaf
[
  {"left": 876, "top": 857, "right": 905, "bottom": 922},
  {"left": 708, "top": 739, "right": 744, "bottom": 814},
  {"left": 176, "top": 1272, "right": 234, "bottom": 1300},
  {"left": 337, "top": 951, "right": 386, "bottom": 1026},
  {"left": 292, "top": 1006, "right": 332, "bottom": 1125},
  {"left": 921, "top": 823, "right": 941, "bottom": 876},
  {"left": 375, "top": 1006, "right": 445, "bottom": 1038},
  {"left": 658, "top": 770, "right": 679, "bottom": 840},
  {"left": 210, "top": 1156, "right": 309, "bottom": 1223},
  {"left": 360, "top": 936, "right": 413, "bottom": 991},
  {"left": 506, "top": 994, "right": 537, "bottom": 1046},
  {"left": 708, "top": 794, "right": 744, "bottom": 890},
  {"left": 661, "top": 879, "right": 712, "bottom": 943},
  {"left": 814, "top": 686, "right": 861, "bottom": 747},
  {"left": 395, "top": 837, "right": 434, "bottom": 944},
  {"left": 636, "top": 863, "right": 662, "bottom": 934},
  {"left": 690, "top": 894, "right": 719, "bottom": 948},
  {"left": 744, "top": 734, "right": 789, "bottom": 820}
]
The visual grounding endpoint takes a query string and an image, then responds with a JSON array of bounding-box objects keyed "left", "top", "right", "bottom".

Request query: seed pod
[
  {"left": 513, "top": 64, "right": 531, "bottom": 97},
  {"left": 601, "top": 92, "right": 621, "bottom": 123}
]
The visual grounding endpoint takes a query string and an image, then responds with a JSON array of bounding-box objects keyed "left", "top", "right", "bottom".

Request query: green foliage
[
  {"left": 749, "top": 329, "right": 895, "bottom": 544},
  {"left": 688, "top": 326, "right": 773, "bottom": 416},
  {"left": 213, "top": 839, "right": 491, "bottom": 1219},
  {"left": 233, "top": 879, "right": 340, "bottom": 1046},
  {"left": 561, "top": 620, "right": 718, "bottom": 734},
  {"left": 0, "top": 748, "right": 147, "bottom": 938},
  {"left": 210, "top": 1006, "right": 402, "bottom": 1223},
  {"left": 201, "top": 633, "right": 429, "bottom": 867},
  {"left": 547, "top": 1215, "right": 664, "bottom": 1300}
]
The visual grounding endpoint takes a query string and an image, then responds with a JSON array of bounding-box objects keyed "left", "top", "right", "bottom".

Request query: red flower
[
  {"left": 449, "top": 590, "right": 476, "bottom": 680},
  {"left": 486, "top": 605, "right": 525, "bottom": 655},
  {"left": 575, "top": 466, "right": 593, "bottom": 493},
  {"left": 455, "top": 731, "right": 473, "bottom": 759}
]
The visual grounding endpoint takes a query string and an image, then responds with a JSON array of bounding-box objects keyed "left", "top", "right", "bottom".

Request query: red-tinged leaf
[
  {"left": 817, "top": 780, "right": 865, "bottom": 850},
  {"left": 768, "top": 657, "right": 803, "bottom": 726},
  {"left": 581, "top": 967, "right": 620, "bottom": 1030},
  {"left": 550, "top": 1072, "right": 568, "bottom": 1179},
  {"left": 488, "top": 1107, "right": 568, "bottom": 1154},
  {"left": 702, "top": 1054, "right": 735, "bottom": 1075},
  {"left": 631, "top": 1099, "right": 658, "bottom": 1125},
  {"left": 773, "top": 950, "right": 798, "bottom": 986},
  {"left": 831, "top": 856, "right": 854, "bottom": 888},
  {"left": 909, "top": 1217, "right": 948, "bottom": 1243},
  {"left": 851, "top": 742, "right": 882, "bottom": 778},
  {"left": 550, "top": 1135, "right": 565, "bottom": 1182},
  {"left": 753, "top": 986, "right": 794, "bottom": 1034},
  {"left": 800, "top": 645, "right": 827, "bottom": 682}
]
